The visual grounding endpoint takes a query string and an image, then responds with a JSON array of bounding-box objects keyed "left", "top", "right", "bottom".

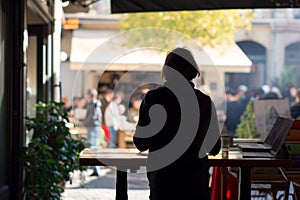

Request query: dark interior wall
[
  {"left": 0, "top": 0, "right": 8, "bottom": 199},
  {"left": 4, "top": 0, "right": 26, "bottom": 199}
]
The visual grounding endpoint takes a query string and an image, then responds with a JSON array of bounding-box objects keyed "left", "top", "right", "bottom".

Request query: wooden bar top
[{"left": 79, "top": 148, "right": 292, "bottom": 168}]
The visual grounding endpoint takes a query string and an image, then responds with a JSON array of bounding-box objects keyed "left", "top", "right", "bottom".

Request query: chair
[
  {"left": 251, "top": 167, "right": 290, "bottom": 200},
  {"left": 250, "top": 146, "right": 291, "bottom": 200},
  {"left": 117, "top": 129, "right": 135, "bottom": 148}
]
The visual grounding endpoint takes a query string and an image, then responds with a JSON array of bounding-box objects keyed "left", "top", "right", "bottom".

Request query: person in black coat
[
  {"left": 133, "top": 48, "right": 221, "bottom": 200},
  {"left": 224, "top": 89, "right": 244, "bottom": 137}
]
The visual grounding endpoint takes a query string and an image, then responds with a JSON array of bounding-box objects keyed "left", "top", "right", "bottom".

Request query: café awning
[
  {"left": 69, "top": 30, "right": 252, "bottom": 73},
  {"left": 110, "top": 0, "right": 299, "bottom": 13},
  {"left": 64, "top": 0, "right": 300, "bottom": 14}
]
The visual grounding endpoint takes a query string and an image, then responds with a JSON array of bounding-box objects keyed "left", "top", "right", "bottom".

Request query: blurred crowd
[
  {"left": 62, "top": 83, "right": 300, "bottom": 148},
  {"left": 222, "top": 84, "right": 300, "bottom": 137},
  {"left": 63, "top": 88, "right": 146, "bottom": 149}
]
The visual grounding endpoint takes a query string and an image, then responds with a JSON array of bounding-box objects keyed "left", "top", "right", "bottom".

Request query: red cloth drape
[
  {"left": 211, "top": 167, "right": 239, "bottom": 200},
  {"left": 101, "top": 125, "right": 110, "bottom": 142}
]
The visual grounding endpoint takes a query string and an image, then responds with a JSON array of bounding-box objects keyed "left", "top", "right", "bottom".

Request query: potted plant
[
  {"left": 20, "top": 101, "right": 86, "bottom": 199},
  {"left": 236, "top": 102, "right": 259, "bottom": 138}
]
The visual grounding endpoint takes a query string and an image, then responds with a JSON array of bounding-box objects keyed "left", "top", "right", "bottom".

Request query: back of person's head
[
  {"left": 225, "top": 88, "right": 236, "bottom": 96},
  {"left": 254, "top": 88, "right": 265, "bottom": 99},
  {"left": 238, "top": 85, "right": 248, "bottom": 93},
  {"left": 290, "top": 87, "right": 298, "bottom": 97},
  {"left": 87, "top": 88, "right": 98, "bottom": 99},
  {"left": 162, "top": 47, "right": 199, "bottom": 81},
  {"left": 104, "top": 89, "right": 113, "bottom": 96},
  {"left": 271, "top": 87, "right": 282, "bottom": 98},
  {"left": 260, "top": 91, "right": 279, "bottom": 100},
  {"left": 296, "top": 89, "right": 300, "bottom": 102},
  {"left": 112, "top": 95, "right": 122, "bottom": 104},
  {"left": 73, "top": 96, "right": 79, "bottom": 103},
  {"left": 131, "top": 92, "right": 144, "bottom": 102},
  {"left": 262, "top": 85, "right": 270, "bottom": 94}
]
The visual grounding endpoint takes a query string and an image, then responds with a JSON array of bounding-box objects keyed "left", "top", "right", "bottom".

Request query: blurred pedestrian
[
  {"left": 271, "top": 87, "right": 282, "bottom": 99},
  {"left": 100, "top": 89, "right": 113, "bottom": 144},
  {"left": 84, "top": 89, "right": 102, "bottom": 176},
  {"left": 262, "top": 84, "right": 270, "bottom": 95},
  {"left": 85, "top": 89, "right": 102, "bottom": 147},
  {"left": 290, "top": 87, "right": 298, "bottom": 105},
  {"left": 237, "top": 84, "right": 250, "bottom": 112},
  {"left": 291, "top": 89, "right": 300, "bottom": 119},
  {"left": 224, "top": 89, "right": 244, "bottom": 137},
  {"left": 261, "top": 91, "right": 279, "bottom": 100},
  {"left": 105, "top": 95, "right": 122, "bottom": 148},
  {"left": 128, "top": 93, "right": 144, "bottom": 124},
  {"left": 73, "top": 97, "right": 87, "bottom": 124}
]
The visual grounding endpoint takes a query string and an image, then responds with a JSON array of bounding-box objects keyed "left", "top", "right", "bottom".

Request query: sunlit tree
[{"left": 120, "top": 10, "right": 254, "bottom": 48}]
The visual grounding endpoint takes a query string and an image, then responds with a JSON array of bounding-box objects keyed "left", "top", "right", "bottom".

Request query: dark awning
[{"left": 111, "top": 0, "right": 299, "bottom": 13}]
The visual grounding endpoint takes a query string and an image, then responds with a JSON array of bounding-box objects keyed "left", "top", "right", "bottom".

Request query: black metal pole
[
  {"left": 116, "top": 169, "right": 128, "bottom": 200},
  {"left": 239, "top": 167, "right": 251, "bottom": 200}
]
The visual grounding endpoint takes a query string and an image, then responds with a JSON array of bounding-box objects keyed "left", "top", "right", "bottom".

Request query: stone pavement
[
  {"left": 62, "top": 167, "right": 293, "bottom": 200},
  {"left": 62, "top": 167, "right": 150, "bottom": 200}
]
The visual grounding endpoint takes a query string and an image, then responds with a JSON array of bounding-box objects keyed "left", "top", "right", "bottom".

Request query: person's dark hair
[
  {"left": 261, "top": 91, "right": 279, "bottom": 100},
  {"left": 254, "top": 88, "right": 265, "bottom": 99},
  {"left": 225, "top": 88, "right": 236, "bottom": 96},
  {"left": 162, "top": 47, "right": 199, "bottom": 81},
  {"left": 131, "top": 92, "right": 144, "bottom": 101}
]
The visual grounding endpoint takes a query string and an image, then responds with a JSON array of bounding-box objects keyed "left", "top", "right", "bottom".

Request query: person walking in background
[
  {"left": 237, "top": 84, "right": 250, "bottom": 113},
  {"left": 134, "top": 48, "right": 220, "bottom": 200},
  {"left": 100, "top": 89, "right": 113, "bottom": 121},
  {"left": 105, "top": 95, "right": 122, "bottom": 148},
  {"left": 128, "top": 92, "right": 144, "bottom": 124},
  {"left": 291, "top": 89, "right": 300, "bottom": 119},
  {"left": 85, "top": 89, "right": 102, "bottom": 147},
  {"left": 289, "top": 87, "right": 298, "bottom": 106},
  {"left": 73, "top": 97, "right": 87, "bottom": 123},
  {"left": 271, "top": 86, "right": 283, "bottom": 99},
  {"left": 224, "top": 89, "right": 244, "bottom": 137},
  {"left": 84, "top": 89, "right": 102, "bottom": 176},
  {"left": 100, "top": 89, "right": 113, "bottom": 145},
  {"left": 261, "top": 84, "right": 271, "bottom": 95}
]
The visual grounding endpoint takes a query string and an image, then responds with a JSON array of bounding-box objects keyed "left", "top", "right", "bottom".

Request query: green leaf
[{"left": 20, "top": 101, "right": 86, "bottom": 199}]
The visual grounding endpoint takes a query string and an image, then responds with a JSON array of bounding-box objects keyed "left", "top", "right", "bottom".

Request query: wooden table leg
[
  {"left": 116, "top": 169, "right": 128, "bottom": 200},
  {"left": 239, "top": 167, "right": 251, "bottom": 200}
]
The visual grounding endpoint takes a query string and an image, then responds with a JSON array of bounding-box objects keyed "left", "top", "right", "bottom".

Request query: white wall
[{"left": 61, "top": 62, "right": 85, "bottom": 105}]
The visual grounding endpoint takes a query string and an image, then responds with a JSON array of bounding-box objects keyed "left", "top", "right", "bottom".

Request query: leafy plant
[
  {"left": 20, "top": 101, "right": 86, "bottom": 200},
  {"left": 236, "top": 102, "right": 259, "bottom": 138}
]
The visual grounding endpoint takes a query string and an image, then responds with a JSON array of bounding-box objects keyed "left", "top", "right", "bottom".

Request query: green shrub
[
  {"left": 236, "top": 102, "right": 259, "bottom": 138},
  {"left": 20, "top": 101, "right": 86, "bottom": 199}
]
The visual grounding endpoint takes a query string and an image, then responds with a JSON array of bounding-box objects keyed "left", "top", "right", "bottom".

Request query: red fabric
[
  {"left": 102, "top": 125, "right": 110, "bottom": 142},
  {"left": 211, "top": 167, "right": 239, "bottom": 200}
]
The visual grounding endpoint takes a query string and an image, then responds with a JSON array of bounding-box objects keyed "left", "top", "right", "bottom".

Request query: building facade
[
  {"left": 61, "top": 10, "right": 252, "bottom": 108},
  {"left": 234, "top": 9, "right": 300, "bottom": 91}
]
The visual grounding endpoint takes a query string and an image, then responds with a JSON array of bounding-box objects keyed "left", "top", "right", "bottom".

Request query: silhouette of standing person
[{"left": 133, "top": 48, "right": 221, "bottom": 200}]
